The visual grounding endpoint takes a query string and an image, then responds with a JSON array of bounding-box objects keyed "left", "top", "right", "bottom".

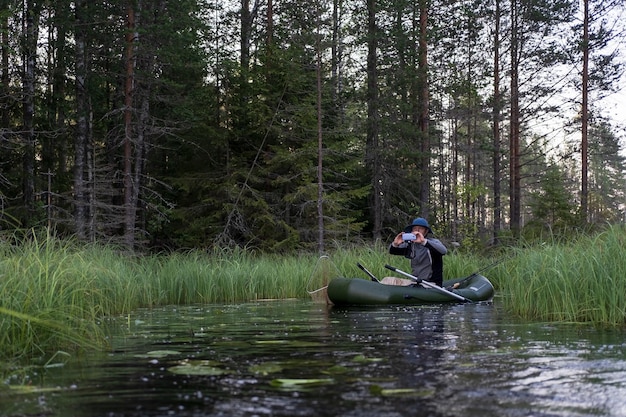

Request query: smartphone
[{"left": 402, "top": 233, "right": 416, "bottom": 242}]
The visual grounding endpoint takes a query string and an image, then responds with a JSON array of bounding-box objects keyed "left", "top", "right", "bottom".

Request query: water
[{"left": 2, "top": 300, "right": 626, "bottom": 417}]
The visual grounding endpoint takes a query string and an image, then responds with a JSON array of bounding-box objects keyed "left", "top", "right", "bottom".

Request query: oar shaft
[
  {"left": 384, "top": 265, "right": 419, "bottom": 282},
  {"left": 384, "top": 264, "right": 470, "bottom": 302},
  {"left": 357, "top": 263, "right": 380, "bottom": 282}
]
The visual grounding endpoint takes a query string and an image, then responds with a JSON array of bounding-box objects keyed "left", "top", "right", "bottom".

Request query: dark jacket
[{"left": 389, "top": 238, "right": 447, "bottom": 286}]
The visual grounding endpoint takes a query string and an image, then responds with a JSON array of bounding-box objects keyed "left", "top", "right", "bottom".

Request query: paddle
[
  {"left": 384, "top": 264, "right": 472, "bottom": 303},
  {"left": 357, "top": 262, "right": 380, "bottom": 282}
]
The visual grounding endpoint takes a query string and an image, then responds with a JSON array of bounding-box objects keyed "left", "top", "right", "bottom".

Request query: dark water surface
[{"left": 2, "top": 300, "right": 626, "bottom": 417}]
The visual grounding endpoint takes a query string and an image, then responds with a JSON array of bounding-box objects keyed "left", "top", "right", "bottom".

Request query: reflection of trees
[
  {"left": 328, "top": 305, "right": 447, "bottom": 415},
  {"left": 328, "top": 305, "right": 446, "bottom": 372}
]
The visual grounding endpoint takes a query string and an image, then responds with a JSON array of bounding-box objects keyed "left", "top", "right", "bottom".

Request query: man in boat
[{"left": 383, "top": 217, "right": 447, "bottom": 287}]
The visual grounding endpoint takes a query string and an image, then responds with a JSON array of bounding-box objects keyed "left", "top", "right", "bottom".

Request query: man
[{"left": 383, "top": 217, "right": 447, "bottom": 287}]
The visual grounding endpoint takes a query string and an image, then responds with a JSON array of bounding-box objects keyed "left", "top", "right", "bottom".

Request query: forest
[{"left": 0, "top": 0, "right": 625, "bottom": 253}]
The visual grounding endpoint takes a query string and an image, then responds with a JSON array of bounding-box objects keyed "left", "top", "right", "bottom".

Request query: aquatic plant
[
  {"left": 499, "top": 225, "right": 626, "bottom": 326},
  {"left": 1, "top": 225, "right": 625, "bottom": 365},
  {"left": 0, "top": 234, "right": 107, "bottom": 361}
]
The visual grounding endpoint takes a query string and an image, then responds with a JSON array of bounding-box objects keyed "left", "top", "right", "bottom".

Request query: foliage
[
  {"left": 587, "top": 120, "right": 626, "bottom": 224},
  {"left": 3, "top": 226, "right": 626, "bottom": 367},
  {"left": 500, "top": 224, "right": 626, "bottom": 326},
  {"left": 0, "top": 0, "right": 624, "bottom": 253},
  {"left": 525, "top": 164, "right": 578, "bottom": 238}
]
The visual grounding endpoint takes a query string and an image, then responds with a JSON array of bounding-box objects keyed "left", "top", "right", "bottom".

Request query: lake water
[{"left": 2, "top": 299, "right": 626, "bottom": 417}]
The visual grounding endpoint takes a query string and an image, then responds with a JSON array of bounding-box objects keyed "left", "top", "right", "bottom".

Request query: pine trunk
[
  {"left": 492, "top": 0, "right": 502, "bottom": 244},
  {"left": 21, "top": 0, "right": 38, "bottom": 226},
  {"left": 366, "top": 0, "right": 382, "bottom": 242},
  {"left": 581, "top": 0, "right": 589, "bottom": 221},
  {"left": 509, "top": 0, "right": 521, "bottom": 236},
  {"left": 417, "top": 0, "right": 429, "bottom": 215},
  {"left": 73, "top": 1, "right": 89, "bottom": 239},
  {"left": 123, "top": 3, "right": 137, "bottom": 249}
]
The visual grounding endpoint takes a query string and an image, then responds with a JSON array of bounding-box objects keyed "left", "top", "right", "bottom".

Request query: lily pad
[
  {"left": 369, "top": 384, "right": 434, "bottom": 397},
  {"left": 322, "top": 365, "right": 349, "bottom": 375},
  {"left": 254, "top": 340, "right": 324, "bottom": 348},
  {"left": 254, "top": 340, "right": 288, "bottom": 345},
  {"left": 168, "top": 360, "right": 227, "bottom": 376},
  {"left": 270, "top": 378, "right": 334, "bottom": 389},
  {"left": 380, "top": 388, "right": 426, "bottom": 396},
  {"left": 8, "top": 385, "right": 64, "bottom": 394},
  {"left": 249, "top": 362, "right": 285, "bottom": 375},
  {"left": 136, "top": 350, "right": 181, "bottom": 359},
  {"left": 352, "top": 354, "right": 383, "bottom": 363}
]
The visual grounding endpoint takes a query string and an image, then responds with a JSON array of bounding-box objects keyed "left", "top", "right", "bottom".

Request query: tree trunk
[
  {"left": 74, "top": 0, "right": 90, "bottom": 240},
  {"left": 316, "top": 9, "right": 324, "bottom": 254},
  {"left": 452, "top": 117, "right": 459, "bottom": 237},
  {"left": 133, "top": 92, "right": 148, "bottom": 245},
  {"left": 266, "top": 0, "right": 273, "bottom": 47},
  {"left": 366, "top": 0, "right": 382, "bottom": 242},
  {"left": 509, "top": 0, "right": 521, "bottom": 236},
  {"left": 492, "top": 0, "right": 502, "bottom": 244},
  {"left": 52, "top": 2, "right": 68, "bottom": 178},
  {"left": 240, "top": 0, "right": 251, "bottom": 70},
  {"left": 581, "top": 0, "right": 589, "bottom": 221},
  {"left": 417, "top": 0, "right": 429, "bottom": 216},
  {"left": 123, "top": 3, "right": 137, "bottom": 249},
  {"left": 331, "top": 0, "right": 340, "bottom": 115},
  {"left": 21, "top": 0, "right": 38, "bottom": 226},
  {"left": 1, "top": 0, "right": 9, "bottom": 128}
]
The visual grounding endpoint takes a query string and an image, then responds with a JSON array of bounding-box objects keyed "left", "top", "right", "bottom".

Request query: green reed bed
[
  {"left": 0, "top": 236, "right": 107, "bottom": 361},
  {"left": 151, "top": 250, "right": 314, "bottom": 303},
  {"left": 501, "top": 225, "right": 626, "bottom": 326},
  {"left": 0, "top": 239, "right": 330, "bottom": 363},
  {"left": 2, "top": 227, "right": 625, "bottom": 365}
]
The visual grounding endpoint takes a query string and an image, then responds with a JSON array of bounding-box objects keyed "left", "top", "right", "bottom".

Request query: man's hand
[
  {"left": 392, "top": 232, "right": 404, "bottom": 247},
  {"left": 413, "top": 231, "right": 426, "bottom": 245}
]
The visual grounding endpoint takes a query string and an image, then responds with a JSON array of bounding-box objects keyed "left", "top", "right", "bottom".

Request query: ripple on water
[{"left": 2, "top": 301, "right": 626, "bottom": 417}]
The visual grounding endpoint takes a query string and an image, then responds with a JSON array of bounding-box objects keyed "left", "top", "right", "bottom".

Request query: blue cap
[{"left": 404, "top": 217, "right": 431, "bottom": 233}]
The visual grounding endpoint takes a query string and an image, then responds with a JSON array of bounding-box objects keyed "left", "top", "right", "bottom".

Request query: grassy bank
[
  {"left": 1, "top": 226, "right": 625, "bottom": 364},
  {"left": 500, "top": 225, "right": 626, "bottom": 325}
]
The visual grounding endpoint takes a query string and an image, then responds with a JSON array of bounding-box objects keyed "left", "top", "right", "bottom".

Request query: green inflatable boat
[{"left": 327, "top": 274, "right": 494, "bottom": 306}]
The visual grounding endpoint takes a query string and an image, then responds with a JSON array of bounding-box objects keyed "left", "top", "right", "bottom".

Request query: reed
[
  {"left": 2, "top": 226, "right": 625, "bottom": 365},
  {"left": 498, "top": 225, "right": 626, "bottom": 326},
  {"left": 0, "top": 234, "right": 107, "bottom": 361}
]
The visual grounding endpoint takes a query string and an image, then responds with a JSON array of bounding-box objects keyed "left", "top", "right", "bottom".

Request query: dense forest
[{"left": 0, "top": 0, "right": 625, "bottom": 253}]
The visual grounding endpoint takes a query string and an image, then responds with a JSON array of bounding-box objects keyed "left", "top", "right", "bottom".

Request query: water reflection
[{"left": 1, "top": 301, "right": 625, "bottom": 417}]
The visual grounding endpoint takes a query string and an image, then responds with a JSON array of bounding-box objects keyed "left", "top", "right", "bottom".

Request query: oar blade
[{"left": 357, "top": 263, "right": 380, "bottom": 282}]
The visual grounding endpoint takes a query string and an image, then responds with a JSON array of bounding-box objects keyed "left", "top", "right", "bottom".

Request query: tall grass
[
  {"left": 0, "top": 236, "right": 337, "bottom": 363},
  {"left": 497, "top": 225, "right": 626, "bottom": 326},
  {"left": 0, "top": 234, "right": 107, "bottom": 361},
  {"left": 1, "top": 226, "right": 625, "bottom": 364}
]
